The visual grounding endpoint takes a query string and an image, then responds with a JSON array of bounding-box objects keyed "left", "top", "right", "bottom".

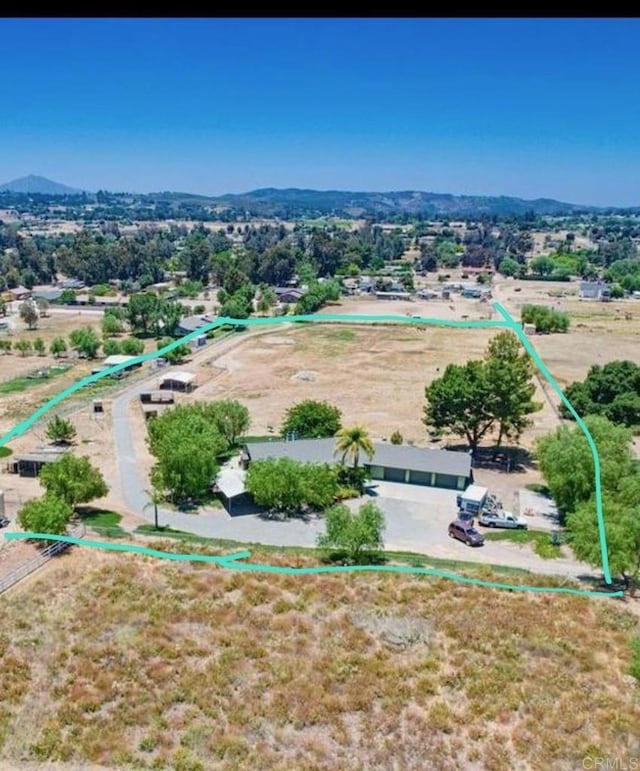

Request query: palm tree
[
  {"left": 143, "top": 484, "right": 165, "bottom": 530},
  {"left": 334, "top": 426, "right": 374, "bottom": 469}
]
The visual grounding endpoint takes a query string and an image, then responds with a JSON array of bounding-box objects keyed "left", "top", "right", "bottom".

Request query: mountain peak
[{"left": 0, "top": 175, "right": 85, "bottom": 195}]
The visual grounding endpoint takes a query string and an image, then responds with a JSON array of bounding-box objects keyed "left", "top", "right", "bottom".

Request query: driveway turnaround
[{"left": 110, "top": 333, "right": 596, "bottom": 583}]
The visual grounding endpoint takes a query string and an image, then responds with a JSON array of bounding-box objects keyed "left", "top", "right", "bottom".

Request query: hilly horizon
[
  {"left": 0, "top": 175, "right": 627, "bottom": 216},
  {"left": 0, "top": 174, "right": 86, "bottom": 195}
]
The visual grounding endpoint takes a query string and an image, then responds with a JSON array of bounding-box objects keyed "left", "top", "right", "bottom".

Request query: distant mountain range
[
  {"left": 0, "top": 175, "right": 85, "bottom": 195},
  {"left": 207, "top": 187, "right": 597, "bottom": 217},
  {"left": 0, "top": 175, "right": 618, "bottom": 216}
]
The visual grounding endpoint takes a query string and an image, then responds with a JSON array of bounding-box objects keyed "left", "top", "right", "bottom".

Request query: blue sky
[{"left": 1, "top": 18, "right": 639, "bottom": 206}]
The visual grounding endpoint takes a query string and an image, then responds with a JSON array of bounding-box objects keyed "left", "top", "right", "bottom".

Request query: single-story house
[
  {"left": 57, "top": 278, "right": 85, "bottom": 290},
  {"left": 7, "top": 286, "right": 31, "bottom": 301},
  {"left": 177, "top": 314, "right": 215, "bottom": 336},
  {"left": 357, "top": 279, "right": 375, "bottom": 294},
  {"left": 416, "top": 289, "right": 439, "bottom": 300},
  {"left": 580, "top": 281, "right": 611, "bottom": 301},
  {"left": 375, "top": 290, "right": 412, "bottom": 301},
  {"left": 92, "top": 296, "right": 129, "bottom": 307},
  {"left": 275, "top": 288, "right": 305, "bottom": 304},
  {"left": 158, "top": 371, "right": 196, "bottom": 392},
  {"left": 32, "top": 288, "right": 63, "bottom": 303},
  {"left": 7, "top": 449, "right": 68, "bottom": 477},
  {"left": 241, "top": 437, "right": 472, "bottom": 491}
]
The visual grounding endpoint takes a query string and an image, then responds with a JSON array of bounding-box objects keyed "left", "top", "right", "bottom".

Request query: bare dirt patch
[{"left": 192, "top": 323, "right": 498, "bottom": 444}]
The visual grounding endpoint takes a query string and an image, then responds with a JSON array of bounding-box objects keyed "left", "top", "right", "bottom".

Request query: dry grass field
[
  {"left": 195, "top": 323, "right": 503, "bottom": 444},
  {"left": 0, "top": 545, "right": 638, "bottom": 770}
]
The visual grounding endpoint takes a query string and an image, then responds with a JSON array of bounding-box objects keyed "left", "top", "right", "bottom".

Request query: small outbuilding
[
  {"left": 158, "top": 371, "right": 196, "bottom": 392},
  {"left": 7, "top": 449, "right": 68, "bottom": 477}
]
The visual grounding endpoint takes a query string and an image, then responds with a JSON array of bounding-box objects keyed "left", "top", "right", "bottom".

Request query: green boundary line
[
  {"left": 3, "top": 532, "right": 622, "bottom": 598},
  {"left": 0, "top": 303, "right": 615, "bottom": 595}
]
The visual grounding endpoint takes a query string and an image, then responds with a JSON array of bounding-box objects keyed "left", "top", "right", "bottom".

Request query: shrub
[
  {"left": 317, "top": 501, "right": 385, "bottom": 563},
  {"left": 390, "top": 430, "right": 403, "bottom": 445},
  {"left": 521, "top": 304, "right": 570, "bottom": 333}
]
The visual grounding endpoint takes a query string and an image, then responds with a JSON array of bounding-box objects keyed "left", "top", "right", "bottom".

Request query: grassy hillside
[{"left": 0, "top": 543, "right": 638, "bottom": 770}]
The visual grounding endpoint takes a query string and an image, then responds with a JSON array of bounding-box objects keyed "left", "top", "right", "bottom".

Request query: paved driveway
[{"left": 109, "top": 334, "right": 597, "bottom": 582}]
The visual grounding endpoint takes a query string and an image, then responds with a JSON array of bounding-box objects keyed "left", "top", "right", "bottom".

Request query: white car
[{"left": 478, "top": 510, "right": 528, "bottom": 530}]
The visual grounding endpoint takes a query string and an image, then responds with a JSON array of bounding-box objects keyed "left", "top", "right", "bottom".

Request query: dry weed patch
[{"left": 0, "top": 547, "right": 639, "bottom": 769}]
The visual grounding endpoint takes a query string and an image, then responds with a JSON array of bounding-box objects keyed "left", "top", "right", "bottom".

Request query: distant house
[
  {"left": 7, "top": 285, "right": 31, "bottom": 301},
  {"left": 416, "top": 289, "right": 439, "bottom": 300},
  {"left": 32, "top": 288, "right": 63, "bottom": 303},
  {"left": 358, "top": 278, "right": 375, "bottom": 294},
  {"left": 275, "top": 287, "right": 305, "bottom": 304},
  {"left": 375, "top": 290, "right": 412, "bottom": 301},
  {"left": 580, "top": 281, "right": 611, "bottom": 301},
  {"left": 177, "top": 314, "right": 216, "bottom": 336},
  {"left": 241, "top": 438, "right": 472, "bottom": 491},
  {"left": 56, "top": 278, "right": 85, "bottom": 290}
]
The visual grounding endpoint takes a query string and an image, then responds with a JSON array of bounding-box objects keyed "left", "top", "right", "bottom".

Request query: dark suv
[
  {"left": 0, "top": 516, "right": 9, "bottom": 529},
  {"left": 448, "top": 519, "right": 485, "bottom": 547}
]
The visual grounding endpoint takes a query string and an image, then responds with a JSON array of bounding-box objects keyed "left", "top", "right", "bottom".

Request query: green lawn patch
[
  {"left": 0, "top": 446, "right": 12, "bottom": 458},
  {"left": 78, "top": 507, "right": 127, "bottom": 538},
  {"left": 0, "top": 364, "right": 72, "bottom": 395},
  {"left": 483, "top": 529, "right": 563, "bottom": 559}
]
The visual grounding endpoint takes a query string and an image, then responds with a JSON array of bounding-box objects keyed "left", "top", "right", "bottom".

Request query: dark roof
[
  {"left": 178, "top": 315, "right": 215, "bottom": 333},
  {"left": 32, "top": 288, "right": 63, "bottom": 301},
  {"left": 17, "top": 451, "right": 67, "bottom": 464},
  {"left": 245, "top": 438, "right": 471, "bottom": 477}
]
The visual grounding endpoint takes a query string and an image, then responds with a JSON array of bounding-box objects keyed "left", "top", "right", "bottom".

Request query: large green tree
[
  {"left": 317, "top": 501, "right": 385, "bottom": 563},
  {"left": 147, "top": 404, "right": 226, "bottom": 503},
  {"left": 281, "top": 399, "right": 342, "bottom": 439},
  {"left": 424, "top": 333, "right": 540, "bottom": 452},
  {"left": 18, "top": 495, "right": 73, "bottom": 536},
  {"left": 152, "top": 444, "right": 220, "bottom": 505},
  {"left": 69, "top": 327, "right": 101, "bottom": 359},
  {"left": 561, "top": 360, "right": 640, "bottom": 427},
  {"left": 484, "top": 331, "right": 541, "bottom": 449},
  {"left": 246, "top": 457, "right": 337, "bottom": 515},
  {"left": 19, "top": 299, "right": 39, "bottom": 329},
  {"left": 568, "top": 486, "right": 640, "bottom": 589},
  {"left": 102, "top": 314, "right": 123, "bottom": 337},
  {"left": 157, "top": 337, "right": 191, "bottom": 365},
  {"left": 205, "top": 400, "right": 250, "bottom": 448},
  {"left": 534, "top": 415, "right": 635, "bottom": 516},
  {"left": 50, "top": 337, "right": 67, "bottom": 358},
  {"left": 39, "top": 454, "right": 108, "bottom": 509},
  {"left": 424, "top": 360, "right": 496, "bottom": 451}
]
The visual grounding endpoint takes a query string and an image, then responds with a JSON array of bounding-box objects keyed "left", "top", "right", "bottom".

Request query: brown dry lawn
[{"left": 0, "top": 544, "right": 638, "bottom": 770}]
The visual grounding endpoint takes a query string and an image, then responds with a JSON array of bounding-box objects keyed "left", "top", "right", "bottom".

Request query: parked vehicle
[
  {"left": 0, "top": 516, "right": 9, "bottom": 529},
  {"left": 448, "top": 519, "right": 485, "bottom": 547},
  {"left": 456, "top": 484, "right": 489, "bottom": 517},
  {"left": 478, "top": 510, "right": 528, "bottom": 529}
]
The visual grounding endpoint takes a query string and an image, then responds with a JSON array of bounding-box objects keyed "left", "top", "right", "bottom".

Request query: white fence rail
[{"left": 0, "top": 540, "right": 71, "bottom": 595}]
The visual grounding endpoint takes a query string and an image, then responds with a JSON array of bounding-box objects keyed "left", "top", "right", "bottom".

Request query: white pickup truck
[{"left": 478, "top": 510, "right": 528, "bottom": 529}]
